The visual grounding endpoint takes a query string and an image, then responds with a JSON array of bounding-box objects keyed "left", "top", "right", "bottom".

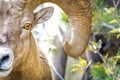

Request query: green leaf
[
  {"left": 109, "top": 7, "right": 115, "bottom": 13},
  {"left": 87, "top": 45, "right": 94, "bottom": 51},
  {"left": 70, "top": 68, "right": 79, "bottom": 72},
  {"left": 71, "top": 64, "right": 81, "bottom": 67},
  {"left": 60, "top": 12, "right": 69, "bottom": 23},
  {"left": 117, "top": 34, "right": 120, "bottom": 39},
  {"left": 91, "top": 41, "right": 98, "bottom": 46},
  {"left": 108, "top": 19, "right": 117, "bottom": 24},
  {"left": 114, "top": 55, "right": 120, "bottom": 59},
  {"left": 78, "top": 57, "right": 87, "bottom": 67},
  {"left": 108, "top": 29, "right": 119, "bottom": 33}
]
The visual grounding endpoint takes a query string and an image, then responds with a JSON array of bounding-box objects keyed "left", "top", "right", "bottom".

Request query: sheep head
[{"left": 0, "top": 0, "right": 54, "bottom": 76}]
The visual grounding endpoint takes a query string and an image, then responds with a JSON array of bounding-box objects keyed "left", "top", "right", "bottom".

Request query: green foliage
[
  {"left": 51, "top": 44, "right": 57, "bottom": 55},
  {"left": 117, "top": 48, "right": 120, "bottom": 55},
  {"left": 90, "top": 65, "right": 112, "bottom": 80},
  {"left": 102, "top": 12, "right": 115, "bottom": 23},
  {"left": 109, "top": 28, "right": 120, "bottom": 38},
  {"left": 109, "top": 28, "right": 120, "bottom": 33},
  {"left": 91, "top": 49, "right": 120, "bottom": 80},
  {"left": 92, "top": 0, "right": 105, "bottom": 10},
  {"left": 91, "top": 0, "right": 120, "bottom": 34},
  {"left": 60, "top": 12, "right": 69, "bottom": 23},
  {"left": 71, "top": 58, "right": 87, "bottom": 73},
  {"left": 87, "top": 40, "right": 102, "bottom": 51},
  {"left": 60, "top": 12, "right": 70, "bottom": 28}
]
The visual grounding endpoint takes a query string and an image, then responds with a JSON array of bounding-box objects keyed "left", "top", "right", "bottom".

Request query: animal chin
[{"left": 0, "top": 66, "right": 13, "bottom": 77}]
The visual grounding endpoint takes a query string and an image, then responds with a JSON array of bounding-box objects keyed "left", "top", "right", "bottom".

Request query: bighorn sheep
[{"left": 0, "top": 0, "right": 91, "bottom": 80}]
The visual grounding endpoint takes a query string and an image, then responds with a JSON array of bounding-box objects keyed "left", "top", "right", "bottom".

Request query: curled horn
[{"left": 19, "top": 0, "right": 91, "bottom": 58}]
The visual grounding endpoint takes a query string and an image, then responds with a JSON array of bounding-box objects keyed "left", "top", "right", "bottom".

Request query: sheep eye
[{"left": 23, "top": 23, "right": 31, "bottom": 30}]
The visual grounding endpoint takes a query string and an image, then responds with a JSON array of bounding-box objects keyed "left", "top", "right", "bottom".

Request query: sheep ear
[{"left": 34, "top": 7, "right": 54, "bottom": 24}]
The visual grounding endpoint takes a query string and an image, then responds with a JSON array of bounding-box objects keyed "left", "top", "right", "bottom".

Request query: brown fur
[
  {"left": 0, "top": 34, "right": 51, "bottom": 80},
  {"left": 0, "top": 1, "right": 52, "bottom": 80},
  {"left": 0, "top": 0, "right": 51, "bottom": 79}
]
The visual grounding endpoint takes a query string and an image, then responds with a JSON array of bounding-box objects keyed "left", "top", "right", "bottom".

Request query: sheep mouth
[
  {"left": 0, "top": 58, "right": 13, "bottom": 75},
  {"left": 0, "top": 68, "right": 11, "bottom": 72},
  {"left": 0, "top": 67, "right": 12, "bottom": 77}
]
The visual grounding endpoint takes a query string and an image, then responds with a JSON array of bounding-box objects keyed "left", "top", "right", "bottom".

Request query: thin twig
[
  {"left": 113, "top": 0, "right": 120, "bottom": 8},
  {"left": 51, "top": 63, "right": 64, "bottom": 80},
  {"left": 116, "top": 0, "right": 120, "bottom": 8},
  {"left": 101, "top": 21, "right": 115, "bottom": 29},
  {"left": 97, "top": 18, "right": 115, "bottom": 29},
  {"left": 112, "top": 0, "right": 120, "bottom": 26}
]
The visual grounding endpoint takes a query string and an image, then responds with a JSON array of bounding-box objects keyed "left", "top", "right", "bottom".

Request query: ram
[{"left": 0, "top": 0, "right": 91, "bottom": 80}]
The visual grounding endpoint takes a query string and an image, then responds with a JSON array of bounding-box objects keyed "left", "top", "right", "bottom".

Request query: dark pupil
[{"left": 25, "top": 24, "right": 30, "bottom": 29}]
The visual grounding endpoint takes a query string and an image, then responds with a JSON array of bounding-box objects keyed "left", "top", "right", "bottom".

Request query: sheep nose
[
  {"left": 0, "top": 54, "right": 10, "bottom": 65},
  {"left": 0, "top": 48, "right": 14, "bottom": 70}
]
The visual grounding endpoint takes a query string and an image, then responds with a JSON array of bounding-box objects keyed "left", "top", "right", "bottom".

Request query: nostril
[{"left": 1, "top": 54, "right": 10, "bottom": 63}]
